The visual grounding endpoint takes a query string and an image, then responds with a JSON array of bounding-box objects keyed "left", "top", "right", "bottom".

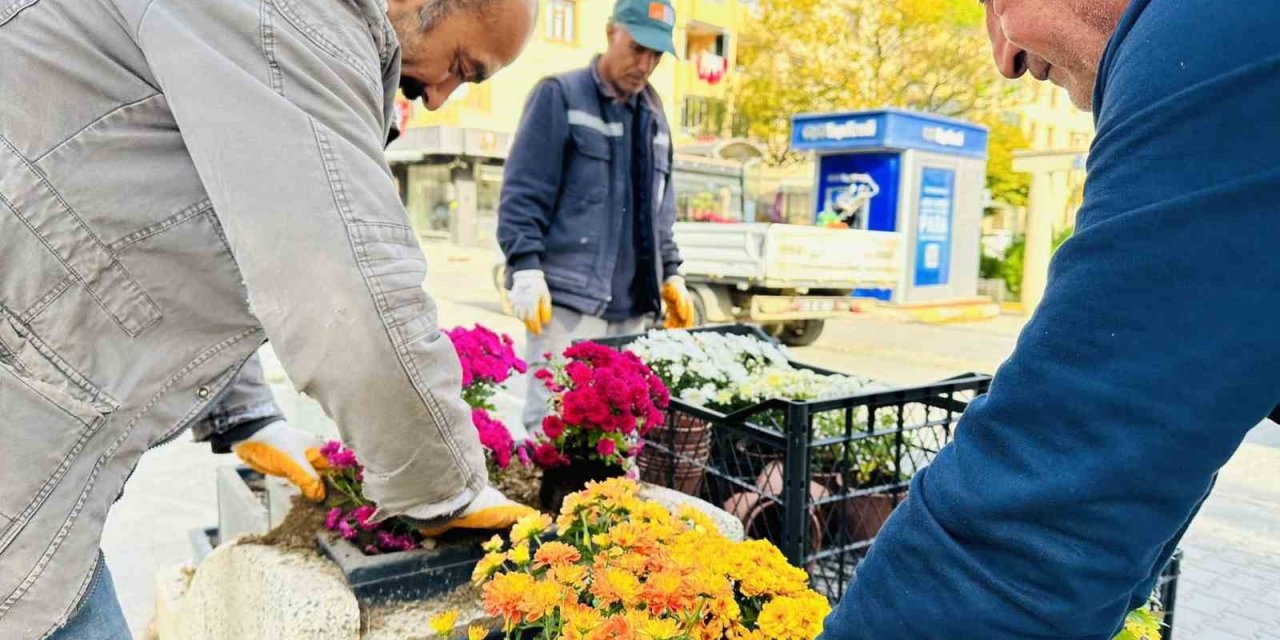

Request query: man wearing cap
[{"left": 498, "top": 0, "right": 696, "bottom": 434}]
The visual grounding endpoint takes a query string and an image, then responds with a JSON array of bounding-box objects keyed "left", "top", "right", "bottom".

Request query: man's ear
[{"left": 606, "top": 21, "right": 618, "bottom": 44}]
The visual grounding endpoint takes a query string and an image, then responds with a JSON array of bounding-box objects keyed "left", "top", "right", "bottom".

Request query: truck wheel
[
  {"left": 690, "top": 292, "right": 707, "bottom": 326},
  {"left": 777, "top": 320, "right": 825, "bottom": 347}
]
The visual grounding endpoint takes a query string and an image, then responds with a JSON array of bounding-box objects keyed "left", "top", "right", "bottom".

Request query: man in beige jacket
[{"left": 0, "top": 0, "right": 537, "bottom": 637}]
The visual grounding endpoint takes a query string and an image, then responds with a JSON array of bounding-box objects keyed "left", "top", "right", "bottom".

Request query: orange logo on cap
[{"left": 648, "top": 2, "right": 674, "bottom": 26}]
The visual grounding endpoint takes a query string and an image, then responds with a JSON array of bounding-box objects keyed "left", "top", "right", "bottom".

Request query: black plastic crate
[
  {"left": 1156, "top": 549, "right": 1182, "bottom": 639},
  {"left": 596, "top": 324, "right": 993, "bottom": 600}
]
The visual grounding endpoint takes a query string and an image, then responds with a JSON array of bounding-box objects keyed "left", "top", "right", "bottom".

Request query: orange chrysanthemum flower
[{"left": 533, "top": 540, "right": 582, "bottom": 569}]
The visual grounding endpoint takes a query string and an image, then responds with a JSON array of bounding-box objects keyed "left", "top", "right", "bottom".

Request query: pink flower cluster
[
  {"left": 319, "top": 441, "right": 359, "bottom": 474},
  {"left": 317, "top": 441, "right": 420, "bottom": 555},
  {"left": 473, "top": 408, "right": 516, "bottom": 470},
  {"left": 535, "top": 342, "right": 670, "bottom": 468},
  {"left": 446, "top": 325, "right": 527, "bottom": 388}
]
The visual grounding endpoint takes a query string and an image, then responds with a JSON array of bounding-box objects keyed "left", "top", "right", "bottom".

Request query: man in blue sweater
[{"left": 823, "top": 1, "right": 1280, "bottom": 638}]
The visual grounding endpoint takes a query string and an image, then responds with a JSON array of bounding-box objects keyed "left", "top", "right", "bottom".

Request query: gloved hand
[
  {"left": 662, "top": 275, "right": 696, "bottom": 329},
  {"left": 508, "top": 269, "right": 553, "bottom": 335},
  {"left": 232, "top": 420, "right": 328, "bottom": 502},
  {"left": 418, "top": 486, "right": 538, "bottom": 538}
]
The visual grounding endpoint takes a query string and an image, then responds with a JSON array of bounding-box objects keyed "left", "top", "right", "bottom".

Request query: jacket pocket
[
  {"left": 0, "top": 353, "right": 108, "bottom": 550},
  {"left": 564, "top": 127, "right": 610, "bottom": 203}
]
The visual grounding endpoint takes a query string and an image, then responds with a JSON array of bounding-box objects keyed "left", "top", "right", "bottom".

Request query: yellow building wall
[
  {"left": 1011, "top": 79, "right": 1095, "bottom": 151},
  {"left": 405, "top": 0, "right": 753, "bottom": 143}
]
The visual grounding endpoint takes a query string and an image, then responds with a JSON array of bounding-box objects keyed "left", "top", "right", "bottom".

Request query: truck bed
[{"left": 674, "top": 222, "right": 904, "bottom": 290}]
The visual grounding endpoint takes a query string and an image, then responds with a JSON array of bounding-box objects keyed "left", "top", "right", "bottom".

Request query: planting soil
[
  {"left": 242, "top": 495, "right": 327, "bottom": 554},
  {"left": 492, "top": 464, "right": 543, "bottom": 510}
]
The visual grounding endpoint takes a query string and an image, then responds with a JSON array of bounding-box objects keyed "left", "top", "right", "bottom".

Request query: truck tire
[
  {"left": 775, "top": 320, "right": 825, "bottom": 347},
  {"left": 690, "top": 292, "right": 708, "bottom": 326}
]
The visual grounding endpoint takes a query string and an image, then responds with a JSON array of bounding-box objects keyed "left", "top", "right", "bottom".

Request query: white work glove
[
  {"left": 232, "top": 420, "right": 327, "bottom": 502},
  {"left": 662, "top": 275, "right": 696, "bottom": 329},
  {"left": 508, "top": 269, "right": 553, "bottom": 335}
]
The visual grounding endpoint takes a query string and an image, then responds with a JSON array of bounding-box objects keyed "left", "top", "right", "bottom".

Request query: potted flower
[
  {"left": 531, "top": 342, "right": 670, "bottom": 513},
  {"left": 625, "top": 330, "right": 791, "bottom": 494},
  {"left": 458, "top": 478, "right": 830, "bottom": 640}
]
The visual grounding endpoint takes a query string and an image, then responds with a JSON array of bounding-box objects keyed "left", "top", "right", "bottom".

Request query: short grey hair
[{"left": 417, "top": 0, "right": 504, "bottom": 31}]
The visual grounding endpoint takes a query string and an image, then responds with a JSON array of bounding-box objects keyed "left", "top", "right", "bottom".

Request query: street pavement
[{"left": 104, "top": 241, "right": 1280, "bottom": 638}]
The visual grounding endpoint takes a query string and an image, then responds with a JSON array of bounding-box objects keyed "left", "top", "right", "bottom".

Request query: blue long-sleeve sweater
[{"left": 822, "top": 1, "right": 1280, "bottom": 638}]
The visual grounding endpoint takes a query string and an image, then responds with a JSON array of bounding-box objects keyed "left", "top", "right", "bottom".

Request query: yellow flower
[
  {"left": 547, "top": 563, "right": 589, "bottom": 587},
  {"left": 472, "top": 551, "right": 506, "bottom": 584},
  {"left": 638, "top": 615, "right": 682, "bottom": 640},
  {"left": 520, "top": 580, "right": 563, "bottom": 624},
  {"left": 508, "top": 543, "right": 532, "bottom": 567},
  {"left": 428, "top": 610, "right": 459, "bottom": 637},
  {"left": 562, "top": 605, "right": 605, "bottom": 640},
  {"left": 590, "top": 567, "right": 641, "bottom": 607},
  {"left": 510, "top": 513, "right": 553, "bottom": 545},
  {"left": 676, "top": 505, "right": 718, "bottom": 534},
  {"left": 467, "top": 625, "right": 487, "bottom": 640},
  {"left": 756, "top": 594, "right": 831, "bottom": 640},
  {"left": 482, "top": 535, "right": 505, "bottom": 553}
]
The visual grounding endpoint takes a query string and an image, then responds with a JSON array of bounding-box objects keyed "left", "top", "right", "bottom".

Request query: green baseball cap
[{"left": 612, "top": 0, "right": 678, "bottom": 57}]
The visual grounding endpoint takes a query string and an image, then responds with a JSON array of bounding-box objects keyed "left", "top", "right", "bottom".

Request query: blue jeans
[{"left": 49, "top": 553, "right": 131, "bottom": 640}]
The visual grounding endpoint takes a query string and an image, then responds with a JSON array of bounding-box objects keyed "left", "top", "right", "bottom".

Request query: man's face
[
  {"left": 981, "top": 0, "right": 1128, "bottom": 111},
  {"left": 598, "top": 24, "right": 663, "bottom": 98},
  {"left": 390, "top": 0, "right": 535, "bottom": 111}
]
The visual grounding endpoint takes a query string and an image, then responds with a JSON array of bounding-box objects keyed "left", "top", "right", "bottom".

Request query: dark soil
[{"left": 492, "top": 464, "right": 543, "bottom": 510}]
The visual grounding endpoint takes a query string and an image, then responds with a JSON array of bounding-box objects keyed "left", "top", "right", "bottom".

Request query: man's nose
[
  {"left": 424, "top": 76, "right": 463, "bottom": 111},
  {"left": 985, "top": 7, "right": 1027, "bottom": 79}
]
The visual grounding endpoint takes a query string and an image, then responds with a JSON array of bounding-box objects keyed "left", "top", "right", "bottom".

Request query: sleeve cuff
[
  {"left": 509, "top": 253, "right": 542, "bottom": 273},
  {"left": 207, "top": 416, "right": 282, "bottom": 454}
]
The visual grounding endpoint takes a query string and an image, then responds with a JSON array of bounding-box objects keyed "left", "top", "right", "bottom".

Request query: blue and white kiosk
[{"left": 791, "top": 109, "right": 989, "bottom": 304}]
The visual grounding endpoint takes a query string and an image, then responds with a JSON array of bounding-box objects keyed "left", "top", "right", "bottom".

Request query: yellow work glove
[
  {"left": 509, "top": 269, "right": 553, "bottom": 335},
  {"left": 232, "top": 421, "right": 328, "bottom": 502},
  {"left": 418, "top": 486, "right": 539, "bottom": 538},
  {"left": 662, "top": 275, "right": 696, "bottom": 329}
]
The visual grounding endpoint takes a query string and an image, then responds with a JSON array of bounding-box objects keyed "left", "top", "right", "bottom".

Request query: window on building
[
  {"left": 685, "top": 23, "right": 728, "bottom": 58},
  {"left": 545, "top": 0, "right": 576, "bottom": 44},
  {"left": 682, "top": 96, "right": 728, "bottom": 137}
]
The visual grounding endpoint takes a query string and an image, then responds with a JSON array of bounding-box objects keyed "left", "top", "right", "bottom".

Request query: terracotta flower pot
[
  {"left": 843, "top": 493, "right": 899, "bottom": 542},
  {"left": 723, "top": 461, "right": 825, "bottom": 565},
  {"left": 638, "top": 414, "right": 712, "bottom": 496},
  {"left": 538, "top": 458, "right": 624, "bottom": 514},
  {"left": 812, "top": 470, "right": 904, "bottom": 543}
]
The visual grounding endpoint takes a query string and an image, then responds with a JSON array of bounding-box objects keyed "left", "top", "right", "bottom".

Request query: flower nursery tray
[{"left": 316, "top": 532, "right": 487, "bottom": 605}]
